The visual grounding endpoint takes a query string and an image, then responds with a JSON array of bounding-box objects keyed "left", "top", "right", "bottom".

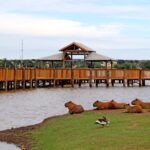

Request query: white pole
[
  {"left": 21, "top": 40, "right": 24, "bottom": 67},
  {"left": 21, "top": 40, "right": 24, "bottom": 61}
]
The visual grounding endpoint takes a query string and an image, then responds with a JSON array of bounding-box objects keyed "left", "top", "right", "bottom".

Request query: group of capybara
[{"left": 64, "top": 98, "right": 150, "bottom": 114}]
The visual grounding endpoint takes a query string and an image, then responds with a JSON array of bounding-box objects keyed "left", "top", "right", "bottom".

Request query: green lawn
[{"left": 30, "top": 111, "right": 150, "bottom": 150}]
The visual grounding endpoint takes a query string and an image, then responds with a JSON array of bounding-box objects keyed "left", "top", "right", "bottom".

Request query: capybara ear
[{"left": 93, "top": 101, "right": 97, "bottom": 107}]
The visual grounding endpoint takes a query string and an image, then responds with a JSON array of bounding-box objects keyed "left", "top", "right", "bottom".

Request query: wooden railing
[
  {"left": 73, "top": 69, "right": 90, "bottom": 80},
  {"left": 0, "top": 68, "right": 150, "bottom": 82},
  {"left": 91, "top": 69, "right": 107, "bottom": 80},
  {"left": 0, "top": 68, "right": 5, "bottom": 81},
  {"left": 55, "top": 69, "right": 71, "bottom": 80}
]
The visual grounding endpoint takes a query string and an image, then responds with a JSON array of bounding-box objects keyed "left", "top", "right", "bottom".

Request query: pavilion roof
[
  {"left": 59, "top": 42, "right": 95, "bottom": 52},
  {"left": 39, "top": 53, "right": 63, "bottom": 61},
  {"left": 85, "top": 52, "right": 113, "bottom": 61}
]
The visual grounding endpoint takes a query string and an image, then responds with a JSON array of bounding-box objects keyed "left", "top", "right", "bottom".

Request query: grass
[{"left": 30, "top": 111, "right": 150, "bottom": 150}]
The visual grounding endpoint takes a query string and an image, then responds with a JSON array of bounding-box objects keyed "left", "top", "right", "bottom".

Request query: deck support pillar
[{"left": 14, "top": 68, "right": 16, "bottom": 91}]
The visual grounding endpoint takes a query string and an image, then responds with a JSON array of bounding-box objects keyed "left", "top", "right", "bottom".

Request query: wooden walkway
[{"left": 0, "top": 68, "right": 150, "bottom": 90}]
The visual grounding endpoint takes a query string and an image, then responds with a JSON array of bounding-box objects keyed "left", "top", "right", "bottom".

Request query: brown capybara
[
  {"left": 111, "top": 100, "right": 128, "bottom": 109},
  {"left": 64, "top": 101, "right": 84, "bottom": 114},
  {"left": 93, "top": 100, "right": 113, "bottom": 110},
  {"left": 125, "top": 105, "right": 143, "bottom": 113},
  {"left": 131, "top": 98, "right": 150, "bottom": 109}
]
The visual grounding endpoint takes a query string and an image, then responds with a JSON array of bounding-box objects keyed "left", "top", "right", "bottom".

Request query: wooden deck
[{"left": 0, "top": 68, "right": 150, "bottom": 90}]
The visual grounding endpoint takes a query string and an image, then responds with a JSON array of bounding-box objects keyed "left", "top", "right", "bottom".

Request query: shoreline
[
  {"left": 0, "top": 113, "right": 69, "bottom": 149},
  {"left": 0, "top": 109, "right": 149, "bottom": 150}
]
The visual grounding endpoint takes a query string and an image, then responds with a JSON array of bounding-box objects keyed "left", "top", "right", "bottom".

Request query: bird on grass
[{"left": 95, "top": 116, "right": 110, "bottom": 127}]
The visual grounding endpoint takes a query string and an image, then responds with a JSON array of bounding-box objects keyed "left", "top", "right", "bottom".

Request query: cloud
[{"left": 0, "top": 13, "right": 121, "bottom": 38}]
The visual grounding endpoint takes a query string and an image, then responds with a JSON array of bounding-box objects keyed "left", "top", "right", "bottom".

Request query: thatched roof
[
  {"left": 85, "top": 52, "right": 113, "bottom": 61},
  {"left": 40, "top": 53, "right": 63, "bottom": 61},
  {"left": 59, "top": 42, "right": 95, "bottom": 52}
]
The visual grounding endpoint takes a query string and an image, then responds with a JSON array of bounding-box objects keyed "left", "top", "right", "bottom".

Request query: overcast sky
[{"left": 0, "top": 0, "right": 150, "bottom": 60}]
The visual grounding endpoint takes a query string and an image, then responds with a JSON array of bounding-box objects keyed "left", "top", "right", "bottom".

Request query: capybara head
[
  {"left": 110, "top": 100, "right": 116, "bottom": 103},
  {"left": 124, "top": 103, "right": 130, "bottom": 108},
  {"left": 131, "top": 98, "right": 142, "bottom": 105},
  {"left": 93, "top": 100, "right": 99, "bottom": 107},
  {"left": 64, "top": 101, "right": 73, "bottom": 107}
]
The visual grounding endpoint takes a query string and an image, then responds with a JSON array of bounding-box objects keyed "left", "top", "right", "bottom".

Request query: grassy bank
[{"left": 0, "top": 110, "right": 150, "bottom": 150}]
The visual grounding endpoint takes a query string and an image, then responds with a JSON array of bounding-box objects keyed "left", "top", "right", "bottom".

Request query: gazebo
[{"left": 39, "top": 42, "right": 114, "bottom": 68}]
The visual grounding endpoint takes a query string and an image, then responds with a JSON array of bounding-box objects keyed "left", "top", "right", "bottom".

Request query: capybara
[
  {"left": 131, "top": 98, "right": 150, "bottom": 109},
  {"left": 64, "top": 101, "right": 84, "bottom": 114},
  {"left": 93, "top": 100, "right": 113, "bottom": 110},
  {"left": 125, "top": 104, "right": 143, "bottom": 113},
  {"left": 111, "top": 100, "right": 128, "bottom": 109}
]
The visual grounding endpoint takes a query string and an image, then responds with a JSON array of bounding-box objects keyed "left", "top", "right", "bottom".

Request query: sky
[{"left": 0, "top": 0, "right": 150, "bottom": 60}]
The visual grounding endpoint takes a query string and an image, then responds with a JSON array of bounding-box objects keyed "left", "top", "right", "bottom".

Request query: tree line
[{"left": 0, "top": 59, "right": 150, "bottom": 69}]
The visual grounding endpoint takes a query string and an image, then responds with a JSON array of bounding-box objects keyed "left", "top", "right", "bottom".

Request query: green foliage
[
  {"left": 114, "top": 62, "right": 136, "bottom": 69},
  {"left": 140, "top": 61, "right": 150, "bottom": 69},
  {"left": 31, "top": 111, "right": 150, "bottom": 150}
]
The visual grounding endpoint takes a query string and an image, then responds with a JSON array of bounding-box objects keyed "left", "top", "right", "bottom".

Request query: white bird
[{"left": 95, "top": 116, "right": 110, "bottom": 127}]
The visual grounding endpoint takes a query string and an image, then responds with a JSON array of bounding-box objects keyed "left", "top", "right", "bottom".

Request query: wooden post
[
  {"left": 79, "top": 80, "right": 82, "bottom": 87},
  {"left": 123, "top": 69, "right": 126, "bottom": 87},
  {"left": 142, "top": 80, "right": 145, "bottom": 86},
  {"left": 111, "top": 79, "right": 114, "bottom": 87},
  {"left": 14, "top": 68, "right": 16, "bottom": 91},
  {"left": 30, "top": 68, "right": 33, "bottom": 88},
  {"left": 110, "top": 61, "right": 113, "bottom": 69},
  {"left": 89, "top": 69, "right": 92, "bottom": 87},
  {"left": 22, "top": 68, "right": 25, "bottom": 89},
  {"left": 139, "top": 69, "right": 142, "bottom": 87},
  {"left": 96, "top": 80, "right": 99, "bottom": 87},
  {"left": 71, "top": 68, "right": 74, "bottom": 87},
  {"left": 5, "top": 68, "right": 8, "bottom": 91},
  {"left": 34, "top": 68, "right": 37, "bottom": 88},
  {"left": 51, "top": 61, "right": 54, "bottom": 68},
  {"left": 106, "top": 69, "right": 109, "bottom": 87},
  {"left": 62, "top": 53, "right": 65, "bottom": 68},
  {"left": 105, "top": 61, "right": 108, "bottom": 69},
  {"left": 53, "top": 68, "right": 56, "bottom": 87}
]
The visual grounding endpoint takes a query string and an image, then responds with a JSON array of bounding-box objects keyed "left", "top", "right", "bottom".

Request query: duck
[{"left": 95, "top": 116, "right": 110, "bottom": 127}]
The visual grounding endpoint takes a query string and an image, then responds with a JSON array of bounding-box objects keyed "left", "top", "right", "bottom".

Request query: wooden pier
[{"left": 0, "top": 68, "right": 150, "bottom": 91}]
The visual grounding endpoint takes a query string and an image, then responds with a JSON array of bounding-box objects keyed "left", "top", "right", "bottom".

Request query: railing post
[
  {"left": 34, "top": 68, "right": 37, "bottom": 88},
  {"left": 14, "top": 68, "right": 16, "bottom": 91},
  {"left": 5, "top": 68, "right": 8, "bottom": 91},
  {"left": 106, "top": 69, "right": 109, "bottom": 87},
  {"left": 30, "top": 68, "right": 33, "bottom": 88},
  {"left": 71, "top": 68, "right": 74, "bottom": 87},
  {"left": 123, "top": 69, "right": 126, "bottom": 87},
  {"left": 89, "top": 68, "right": 92, "bottom": 87},
  {"left": 53, "top": 68, "right": 56, "bottom": 87},
  {"left": 22, "top": 67, "right": 25, "bottom": 89},
  {"left": 139, "top": 69, "right": 142, "bottom": 87}
]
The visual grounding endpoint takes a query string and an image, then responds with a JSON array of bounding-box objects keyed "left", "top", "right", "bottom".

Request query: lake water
[{"left": 0, "top": 85, "right": 150, "bottom": 149}]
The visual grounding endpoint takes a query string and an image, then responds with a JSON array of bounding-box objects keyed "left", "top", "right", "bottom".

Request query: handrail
[{"left": 0, "top": 68, "right": 150, "bottom": 81}]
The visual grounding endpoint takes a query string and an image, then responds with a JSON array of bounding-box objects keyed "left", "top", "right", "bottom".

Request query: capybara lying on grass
[
  {"left": 93, "top": 100, "right": 113, "bottom": 110},
  {"left": 125, "top": 105, "right": 143, "bottom": 113},
  {"left": 131, "top": 98, "right": 150, "bottom": 109},
  {"left": 111, "top": 100, "right": 128, "bottom": 109},
  {"left": 64, "top": 101, "right": 84, "bottom": 114}
]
